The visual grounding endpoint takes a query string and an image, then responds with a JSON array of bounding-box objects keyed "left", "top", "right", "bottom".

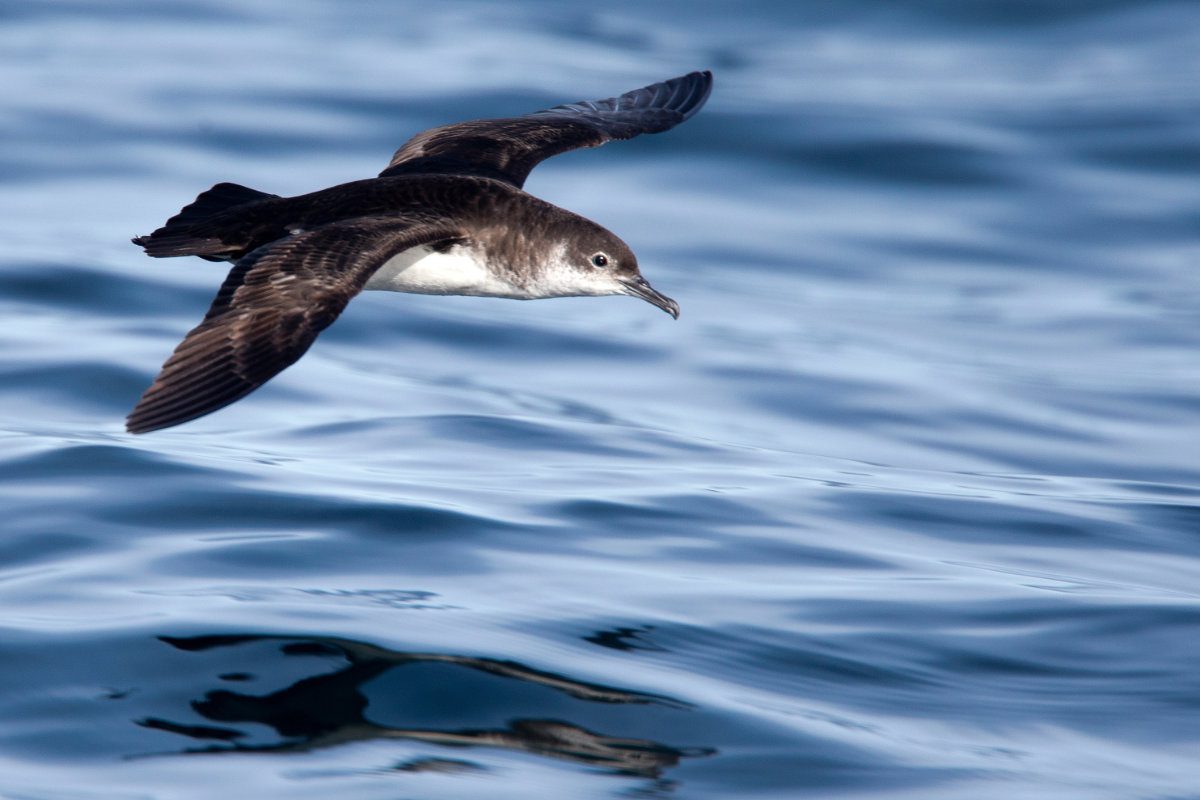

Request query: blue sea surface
[{"left": 2, "top": 1, "right": 1199, "bottom": 797}]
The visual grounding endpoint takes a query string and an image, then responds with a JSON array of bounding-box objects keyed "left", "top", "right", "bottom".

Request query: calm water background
[{"left": 2, "top": 1, "right": 1199, "bottom": 797}]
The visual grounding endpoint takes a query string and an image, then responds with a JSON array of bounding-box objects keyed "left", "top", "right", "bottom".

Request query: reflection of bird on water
[{"left": 136, "top": 633, "right": 714, "bottom": 778}]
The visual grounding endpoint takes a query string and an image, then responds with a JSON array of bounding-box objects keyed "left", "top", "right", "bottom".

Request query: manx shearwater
[{"left": 127, "top": 70, "right": 713, "bottom": 433}]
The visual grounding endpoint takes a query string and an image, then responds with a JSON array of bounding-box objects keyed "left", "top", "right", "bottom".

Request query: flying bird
[{"left": 127, "top": 70, "right": 713, "bottom": 433}]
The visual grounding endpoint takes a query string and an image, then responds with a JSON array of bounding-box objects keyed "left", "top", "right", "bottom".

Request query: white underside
[
  {"left": 364, "top": 245, "right": 521, "bottom": 297},
  {"left": 362, "top": 241, "right": 618, "bottom": 300}
]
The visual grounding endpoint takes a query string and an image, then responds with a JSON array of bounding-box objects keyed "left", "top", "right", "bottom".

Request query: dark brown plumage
[
  {"left": 127, "top": 219, "right": 461, "bottom": 433},
  {"left": 380, "top": 70, "right": 713, "bottom": 187},
  {"left": 127, "top": 71, "right": 712, "bottom": 433}
]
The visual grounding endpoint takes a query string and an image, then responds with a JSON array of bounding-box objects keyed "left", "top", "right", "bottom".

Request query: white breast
[{"left": 363, "top": 244, "right": 518, "bottom": 297}]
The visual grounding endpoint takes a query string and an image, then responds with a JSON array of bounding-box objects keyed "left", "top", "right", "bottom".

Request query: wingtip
[
  {"left": 693, "top": 69, "right": 714, "bottom": 113},
  {"left": 125, "top": 405, "right": 164, "bottom": 434},
  {"left": 663, "top": 69, "right": 713, "bottom": 121},
  {"left": 125, "top": 402, "right": 204, "bottom": 434}
]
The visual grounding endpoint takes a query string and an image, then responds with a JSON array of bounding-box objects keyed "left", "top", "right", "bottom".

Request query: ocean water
[{"left": 2, "top": 1, "right": 1199, "bottom": 797}]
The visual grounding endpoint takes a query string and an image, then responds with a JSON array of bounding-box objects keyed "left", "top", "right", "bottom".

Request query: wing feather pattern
[
  {"left": 380, "top": 70, "right": 712, "bottom": 187},
  {"left": 126, "top": 218, "right": 460, "bottom": 433}
]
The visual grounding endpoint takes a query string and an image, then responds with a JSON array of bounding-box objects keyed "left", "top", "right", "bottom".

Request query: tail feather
[{"left": 133, "top": 182, "right": 278, "bottom": 259}]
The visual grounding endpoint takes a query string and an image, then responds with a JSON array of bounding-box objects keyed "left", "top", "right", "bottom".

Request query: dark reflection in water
[
  {"left": 585, "top": 625, "right": 667, "bottom": 653},
  {"left": 137, "top": 634, "right": 714, "bottom": 779}
]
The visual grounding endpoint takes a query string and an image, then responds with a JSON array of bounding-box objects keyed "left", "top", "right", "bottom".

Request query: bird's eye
[{"left": 590, "top": 252, "right": 609, "bottom": 268}]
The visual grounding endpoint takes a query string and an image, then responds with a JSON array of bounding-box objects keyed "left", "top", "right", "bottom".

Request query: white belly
[{"left": 363, "top": 244, "right": 518, "bottom": 297}]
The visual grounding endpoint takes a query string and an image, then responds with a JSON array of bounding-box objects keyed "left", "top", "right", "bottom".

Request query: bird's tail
[{"left": 132, "top": 182, "right": 278, "bottom": 260}]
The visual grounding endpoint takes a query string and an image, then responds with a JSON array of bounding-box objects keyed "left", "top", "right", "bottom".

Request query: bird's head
[{"left": 545, "top": 223, "right": 679, "bottom": 318}]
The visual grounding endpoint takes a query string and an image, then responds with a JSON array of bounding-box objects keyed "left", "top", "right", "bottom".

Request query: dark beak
[{"left": 622, "top": 276, "right": 680, "bottom": 319}]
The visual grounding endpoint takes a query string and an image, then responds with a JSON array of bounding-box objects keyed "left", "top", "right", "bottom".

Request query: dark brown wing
[
  {"left": 126, "top": 218, "right": 460, "bottom": 433},
  {"left": 379, "top": 70, "right": 712, "bottom": 188}
]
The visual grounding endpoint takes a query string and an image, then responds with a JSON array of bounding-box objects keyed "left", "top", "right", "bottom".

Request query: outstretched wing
[
  {"left": 127, "top": 218, "right": 461, "bottom": 433},
  {"left": 380, "top": 70, "right": 712, "bottom": 188}
]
